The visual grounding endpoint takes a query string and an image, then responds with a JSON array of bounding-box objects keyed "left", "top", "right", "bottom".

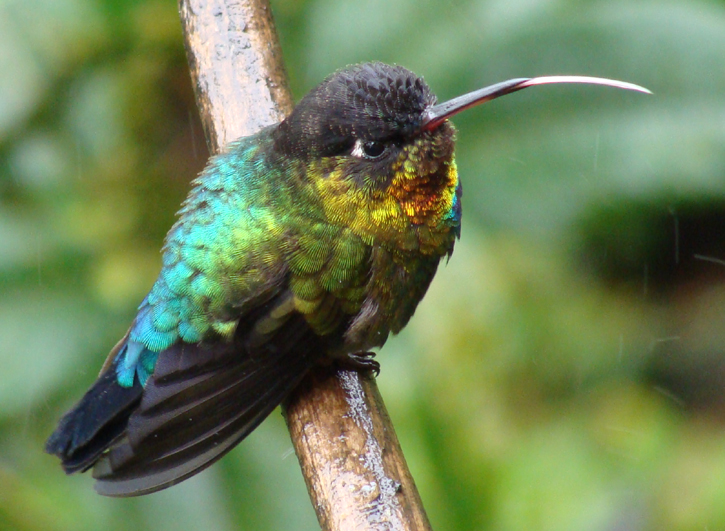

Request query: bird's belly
[{"left": 341, "top": 245, "right": 445, "bottom": 353}]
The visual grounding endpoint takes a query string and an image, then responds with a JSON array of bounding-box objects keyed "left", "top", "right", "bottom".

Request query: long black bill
[{"left": 422, "top": 76, "right": 651, "bottom": 131}]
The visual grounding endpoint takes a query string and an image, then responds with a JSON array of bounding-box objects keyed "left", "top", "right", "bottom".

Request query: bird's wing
[
  {"left": 92, "top": 290, "right": 325, "bottom": 496},
  {"left": 46, "top": 138, "right": 327, "bottom": 495},
  {"left": 48, "top": 136, "right": 377, "bottom": 495}
]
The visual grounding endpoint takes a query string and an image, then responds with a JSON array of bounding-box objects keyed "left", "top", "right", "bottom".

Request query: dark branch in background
[{"left": 178, "top": 0, "right": 432, "bottom": 529}]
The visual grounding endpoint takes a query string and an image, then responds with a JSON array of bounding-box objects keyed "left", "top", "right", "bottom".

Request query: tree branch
[{"left": 179, "top": 0, "right": 293, "bottom": 149}]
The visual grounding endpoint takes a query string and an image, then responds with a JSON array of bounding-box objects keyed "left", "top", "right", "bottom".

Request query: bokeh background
[{"left": 2, "top": 0, "right": 725, "bottom": 529}]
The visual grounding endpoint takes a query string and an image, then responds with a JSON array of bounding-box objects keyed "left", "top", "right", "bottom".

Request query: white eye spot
[{"left": 351, "top": 139, "right": 366, "bottom": 158}]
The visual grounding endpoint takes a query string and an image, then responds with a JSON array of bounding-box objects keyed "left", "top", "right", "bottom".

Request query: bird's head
[{"left": 274, "top": 62, "right": 454, "bottom": 194}]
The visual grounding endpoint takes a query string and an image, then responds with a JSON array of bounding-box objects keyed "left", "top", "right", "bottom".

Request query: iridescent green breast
[{"left": 118, "top": 115, "right": 461, "bottom": 385}]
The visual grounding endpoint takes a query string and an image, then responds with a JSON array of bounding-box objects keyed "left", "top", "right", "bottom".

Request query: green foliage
[{"left": 1, "top": 0, "right": 724, "bottom": 529}]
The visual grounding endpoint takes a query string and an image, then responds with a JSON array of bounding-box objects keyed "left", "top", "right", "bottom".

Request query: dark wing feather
[
  {"left": 91, "top": 309, "right": 325, "bottom": 497},
  {"left": 45, "top": 366, "right": 143, "bottom": 473}
]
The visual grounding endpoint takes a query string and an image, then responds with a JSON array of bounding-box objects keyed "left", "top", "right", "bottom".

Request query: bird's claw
[{"left": 339, "top": 351, "right": 380, "bottom": 377}]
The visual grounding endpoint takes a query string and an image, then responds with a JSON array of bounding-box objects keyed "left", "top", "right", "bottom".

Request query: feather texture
[
  {"left": 45, "top": 364, "right": 143, "bottom": 474},
  {"left": 46, "top": 62, "right": 461, "bottom": 496},
  {"left": 93, "top": 300, "right": 324, "bottom": 496}
]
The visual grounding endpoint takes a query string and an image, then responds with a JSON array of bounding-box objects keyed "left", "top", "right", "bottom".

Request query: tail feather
[
  {"left": 46, "top": 291, "right": 332, "bottom": 496},
  {"left": 45, "top": 366, "right": 143, "bottom": 473},
  {"left": 92, "top": 322, "right": 319, "bottom": 496}
]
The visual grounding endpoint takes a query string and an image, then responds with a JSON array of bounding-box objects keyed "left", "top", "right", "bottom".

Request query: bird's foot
[{"left": 339, "top": 351, "right": 380, "bottom": 377}]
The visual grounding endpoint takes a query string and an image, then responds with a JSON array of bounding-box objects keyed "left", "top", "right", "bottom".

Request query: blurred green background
[{"left": 2, "top": 0, "right": 725, "bottom": 529}]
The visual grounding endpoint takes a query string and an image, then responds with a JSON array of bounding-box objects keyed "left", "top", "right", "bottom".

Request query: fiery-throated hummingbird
[{"left": 46, "top": 62, "right": 649, "bottom": 496}]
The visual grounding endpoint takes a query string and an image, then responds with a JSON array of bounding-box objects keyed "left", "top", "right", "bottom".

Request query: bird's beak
[{"left": 421, "top": 76, "right": 651, "bottom": 132}]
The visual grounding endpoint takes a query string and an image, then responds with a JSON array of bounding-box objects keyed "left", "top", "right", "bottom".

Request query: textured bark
[
  {"left": 179, "top": 0, "right": 293, "bottom": 150},
  {"left": 285, "top": 368, "right": 433, "bottom": 530},
  {"left": 178, "top": 1, "right": 432, "bottom": 529}
]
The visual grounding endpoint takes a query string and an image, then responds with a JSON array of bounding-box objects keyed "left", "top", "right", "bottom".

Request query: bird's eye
[
  {"left": 351, "top": 139, "right": 387, "bottom": 160},
  {"left": 363, "top": 141, "right": 385, "bottom": 158}
]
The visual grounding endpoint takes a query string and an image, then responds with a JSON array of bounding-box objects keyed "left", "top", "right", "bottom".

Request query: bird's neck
[{"left": 309, "top": 156, "right": 460, "bottom": 256}]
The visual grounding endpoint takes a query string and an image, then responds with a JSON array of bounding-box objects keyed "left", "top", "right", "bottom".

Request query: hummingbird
[{"left": 46, "top": 62, "right": 649, "bottom": 497}]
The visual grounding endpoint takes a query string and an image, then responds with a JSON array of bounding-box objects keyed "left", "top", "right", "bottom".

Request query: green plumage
[
  {"left": 46, "top": 62, "right": 462, "bottom": 496},
  {"left": 135, "top": 119, "right": 458, "bottom": 361}
]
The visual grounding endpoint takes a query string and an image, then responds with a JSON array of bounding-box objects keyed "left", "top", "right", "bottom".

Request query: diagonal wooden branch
[
  {"left": 179, "top": 0, "right": 293, "bottom": 150},
  {"left": 285, "top": 368, "right": 433, "bottom": 530},
  {"left": 178, "top": 1, "right": 432, "bottom": 529}
]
